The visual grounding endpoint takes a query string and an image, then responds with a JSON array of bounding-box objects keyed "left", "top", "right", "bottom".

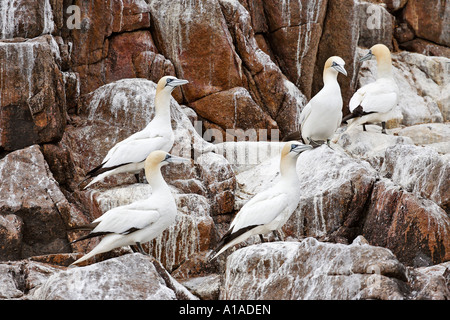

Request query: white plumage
[
  {"left": 210, "top": 142, "right": 313, "bottom": 260},
  {"left": 300, "top": 56, "right": 347, "bottom": 147},
  {"left": 344, "top": 44, "right": 399, "bottom": 133},
  {"left": 71, "top": 150, "right": 189, "bottom": 266},
  {"left": 83, "top": 76, "right": 188, "bottom": 189}
]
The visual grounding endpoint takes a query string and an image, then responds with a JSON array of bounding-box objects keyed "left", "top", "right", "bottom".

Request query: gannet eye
[{"left": 165, "top": 78, "right": 174, "bottom": 86}]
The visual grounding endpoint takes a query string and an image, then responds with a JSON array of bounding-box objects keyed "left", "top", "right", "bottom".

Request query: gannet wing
[
  {"left": 349, "top": 81, "right": 398, "bottom": 114},
  {"left": 92, "top": 205, "right": 161, "bottom": 236},
  {"left": 230, "top": 191, "right": 289, "bottom": 233},
  {"left": 101, "top": 135, "right": 171, "bottom": 168},
  {"left": 299, "top": 102, "right": 312, "bottom": 130}
]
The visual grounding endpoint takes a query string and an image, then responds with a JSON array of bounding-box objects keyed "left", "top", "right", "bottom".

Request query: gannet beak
[
  {"left": 291, "top": 144, "right": 313, "bottom": 154},
  {"left": 333, "top": 64, "right": 347, "bottom": 76},
  {"left": 167, "top": 78, "right": 189, "bottom": 87},
  {"left": 165, "top": 154, "right": 191, "bottom": 164},
  {"left": 360, "top": 50, "right": 373, "bottom": 62}
]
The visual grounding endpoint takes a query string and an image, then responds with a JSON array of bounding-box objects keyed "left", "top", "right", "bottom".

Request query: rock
[
  {"left": 337, "top": 127, "right": 414, "bottom": 169},
  {"left": 262, "top": 0, "right": 328, "bottom": 99},
  {"left": 0, "top": 259, "right": 63, "bottom": 299},
  {"left": 403, "top": 0, "right": 450, "bottom": 47},
  {"left": 189, "top": 87, "right": 277, "bottom": 135},
  {"left": 221, "top": 237, "right": 409, "bottom": 300},
  {"left": 148, "top": 0, "right": 244, "bottom": 103},
  {"left": 363, "top": 179, "right": 450, "bottom": 267},
  {"left": 0, "top": 145, "right": 88, "bottom": 261},
  {"left": 0, "top": 35, "right": 66, "bottom": 151},
  {"left": 380, "top": 144, "right": 450, "bottom": 213},
  {"left": 180, "top": 274, "right": 222, "bottom": 300},
  {"left": 218, "top": 0, "right": 308, "bottom": 137},
  {"left": 357, "top": 2, "right": 394, "bottom": 51},
  {"left": 69, "top": 0, "right": 164, "bottom": 95},
  {"left": 400, "top": 38, "right": 450, "bottom": 58},
  {"left": 0, "top": 0, "right": 55, "bottom": 39},
  {"left": 31, "top": 253, "right": 198, "bottom": 300},
  {"left": 408, "top": 262, "right": 450, "bottom": 299},
  {"left": 395, "top": 123, "right": 450, "bottom": 154}
]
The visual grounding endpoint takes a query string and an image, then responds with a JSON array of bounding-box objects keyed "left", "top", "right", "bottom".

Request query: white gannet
[
  {"left": 343, "top": 44, "right": 399, "bottom": 134},
  {"left": 209, "top": 142, "right": 313, "bottom": 260},
  {"left": 83, "top": 76, "right": 188, "bottom": 189},
  {"left": 71, "top": 150, "right": 189, "bottom": 266},
  {"left": 299, "top": 56, "right": 347, "bottom": 147}
]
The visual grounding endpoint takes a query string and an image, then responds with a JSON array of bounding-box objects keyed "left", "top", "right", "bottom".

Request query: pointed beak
[
  {"left": 167, "top": 78, "right": 189, "bottom": 87},
  {"left": 360, "top": 50, "right": 374, "bottom": 62},
  {"left": 291, "top": 144, "right": 313, "bottom": 154},
  {"left": 165, "top": 154, "right": 191, "bottom": 164},
  {"left": 333, "top": 64, "right": 347, "bottom": 76}
]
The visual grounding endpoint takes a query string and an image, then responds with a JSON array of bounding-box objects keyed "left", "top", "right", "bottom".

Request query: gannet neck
[
  {"left": 376, "top": 54, "right": 393, "bottom": 79},
  {"left": 280, "top": 156, "right": 299, "bottom": 184},
  {"left": 154, "top": 91, "right": 172, "bottom": 119},
  {"left": 323, "top": 68, "right": 339, "bottom": 86},
  {"left": 145, "top": 166, "right": 169, "bottom": 193}
]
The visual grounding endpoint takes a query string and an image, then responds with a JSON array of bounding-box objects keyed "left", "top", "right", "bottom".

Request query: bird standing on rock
[
  {"left": 299, "top": 56, "right": 347, "bottom": 147},
  {"left": 82, "top": 76, "right": 189, "bottom": 189},
  {"left": 71, "top": 151, "right": 190, "bottom": 266},
  {"left": 209, "top": 142, "right": 313, "bottom": 260},
  {"left": 343, "top": 44, "right": 399, "bottom": 134}
]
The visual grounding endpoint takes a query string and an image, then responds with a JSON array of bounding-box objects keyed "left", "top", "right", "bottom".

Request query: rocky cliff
[{"left": 0, "top": 0, "right": 449, "bottom": 300}]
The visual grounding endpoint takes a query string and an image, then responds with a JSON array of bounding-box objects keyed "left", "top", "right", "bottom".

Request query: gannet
[
  {"left": 209, "top": 142, "right": 313, "bottom": 260},
  {"left": 83, "top": 76, "right": 188, "bottom": 189},
  {"left": 71, "top": 151, "right": 189, "bottom": 266},
  {"left": 342, "top": 44, "right": 399, "bottom": 134},
  {"left": 299, "top": 56, "right": 347, "bottom": 147}
]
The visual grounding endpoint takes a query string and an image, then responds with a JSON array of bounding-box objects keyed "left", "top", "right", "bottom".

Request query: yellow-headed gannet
[
  {"left": 83, "top": 76, "right": 188, "bottom": 189},
  {"left": 343, "top": 44, "right": 399, "bottom": 134},
  {"left": 71, "top": 150, "right": 189, "bottom": 266},
  {"left": 210, "top": 142, "right": 313, "bottom": 260},
  {"left": 299, "top": 56, "right": 347, "bottom": 147}
]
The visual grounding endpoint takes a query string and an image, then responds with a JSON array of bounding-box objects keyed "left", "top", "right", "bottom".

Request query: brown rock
[
  {"left": 363, "top": 179, "right": 450, "bottom": 267},
  {"left": 381, "top": 145, "right": 450, "bottom": 213},
  {"left": 263, "top": 0, "right": 327, "bottom": 99},
  {"left": 0, "top": 36, "right": 66, "bottom": 151},
  {"left": 190, "top": 87, "right": 277, "bottom": 134},
  {"left": 148, "top": 0, "right": 244, "bottom": 103},
  {"left": 0, "top": 145, "right": 88, "bottom": 260},
  {"left": 400, "top": 38, "right": 450, "bottom": 58},
  {"left": 404, "top": 0, "right": 450, "bottom": 47},
  {"left": 0, "top": 0, "right": 56, "bottom": 39}
]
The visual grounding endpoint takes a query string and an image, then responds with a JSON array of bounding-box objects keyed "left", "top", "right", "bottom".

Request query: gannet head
[
  {"left": 281, "top": 141, "right": 313, "bottom": 159},
  {"left": 325, "top": 56, "right": 347, "bottom": 76},
  {"left": 360, "top": 43, "right": 390, "bottom": 62},
  {"left": 280, "top": 141, "right": 312, "bottom": 177},
  {"left": 145, "top": 150, "right": 190, "bottom": 171},
  {"left": 156, "top": 76, "right": 189, "bottom": 95}
]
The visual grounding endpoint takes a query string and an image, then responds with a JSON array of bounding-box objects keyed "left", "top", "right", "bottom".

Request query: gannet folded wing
[
  {"left": 230, "top": 191, "right": 290, "bottom": 232},
  {"left": 98, "top": 134, "right": 169, "bottom": 169},
  {"left": 349, "top": 81, "right": 398, "bottom": 115},
  {"left": 91, "top": 204, "right": 161, "bottom": 236}
]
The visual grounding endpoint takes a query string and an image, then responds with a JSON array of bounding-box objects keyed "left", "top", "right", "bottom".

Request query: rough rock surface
[
  {"left": 0, "top": 0, "right": 449, "bottom": 301},
  {"left": 221, "top": 237, "right": 446, "bottom": 300},
  {"left": 31, "top": 254, "right": 197, "bottom": 300}
]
